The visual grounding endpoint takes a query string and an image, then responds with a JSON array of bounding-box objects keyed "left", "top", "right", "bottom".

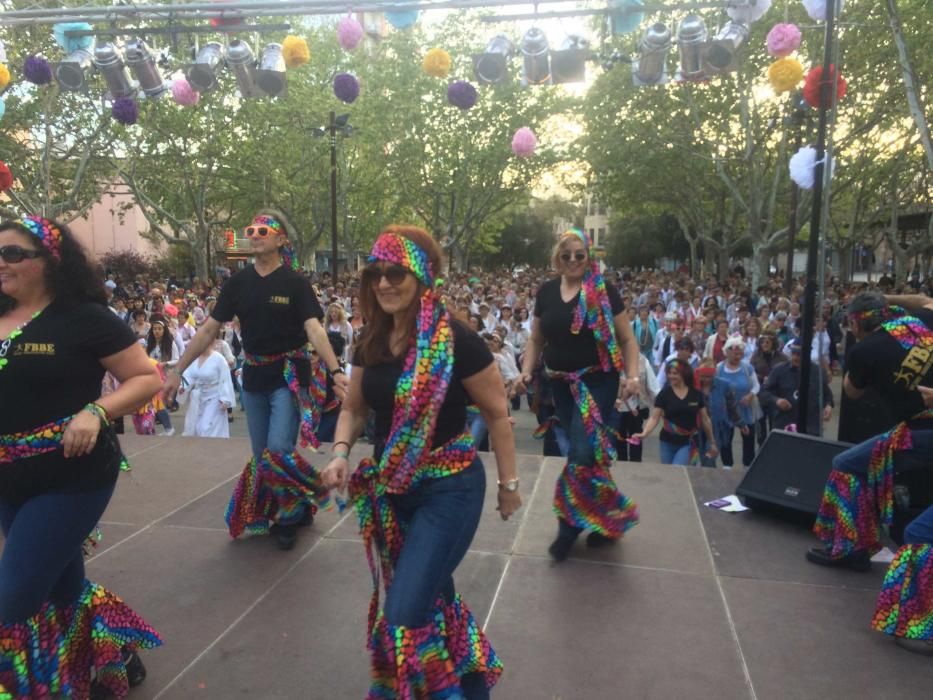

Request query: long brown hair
[{"left": 356, "top": 225, "right": 444, "bottom": 366}]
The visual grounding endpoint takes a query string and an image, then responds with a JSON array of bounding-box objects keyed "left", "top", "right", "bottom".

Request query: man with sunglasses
[{"left": 164, "top": 211, "right": 347, "bottom": 550}]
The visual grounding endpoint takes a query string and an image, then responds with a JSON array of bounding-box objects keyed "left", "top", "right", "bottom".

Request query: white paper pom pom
[
  {"left": 727, "top": 0, "right": 772, "bottom": 25},
  {"left": 789, "top": 145, "right": 836, "bottom": 190},
  {"left": 801, "top": 0, "right": 844, "bottom": 22}
]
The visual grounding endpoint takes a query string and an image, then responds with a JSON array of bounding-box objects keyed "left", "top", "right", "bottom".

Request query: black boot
[
  {"left": 270, "top": 523, "right": 298, "bottom": 550},
  {"left": 585, "top": 532, "right": 616, "bottom": 548},
  {"left": 548, "top": 520, "right": 581, "bottom": 562},
  {"left": 805, "top": 546, "right": 871, "bottom": 572},
  {"left": 298, "top": 508, "right": 314, "bottom": 528},
  {"left": 90, "top": 649, "right": 147, "bottom": 699}
]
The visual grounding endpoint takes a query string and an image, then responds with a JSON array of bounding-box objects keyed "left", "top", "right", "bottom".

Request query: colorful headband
[
  {"left": 368, "top": 231, "right": 434, "bottom": 287},
  {"left": 18, "top": 216, "right": 62, "bottom": 259},
  {"left": 560, "top": 227, "right": 590, "bottom": 250},
  {"left": 249, "top": 214, "right": 285, "bottom": 236}
]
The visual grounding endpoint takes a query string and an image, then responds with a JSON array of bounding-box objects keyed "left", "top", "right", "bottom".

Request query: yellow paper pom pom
[
  {"left": 0, "top": 64, "right": 10, "bottom": 90},
  {"left": 768, "top": 57, "right": 804, "bottom": 94},
  {"left": 282, "top": 35, "right": 310, "bottom": 69},
  {"left": 422, "top": 48, "right": 452, "bottom": 79}
]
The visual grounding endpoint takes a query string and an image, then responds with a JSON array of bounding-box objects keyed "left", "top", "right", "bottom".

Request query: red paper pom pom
[
  {"left": 0, "top": 161, "right": 12, "bottom": 192},
  {"left": 803, "top": 64, "right": 847, "bottom": 109}
]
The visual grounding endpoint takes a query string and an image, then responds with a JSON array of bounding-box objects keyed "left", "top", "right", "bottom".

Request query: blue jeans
[
  {"left": 384, "top": 459, "right": 488, "bottom": 699},
  {"left": 316, "top": 409, "right": 338, "bottom": 444},
  {"left": 833, "top": 429, "right": 933, "bottom": 546},
  {"left": 660, "top": 439, "right": 691, "bottom": 466},
  {"left": 552, "top": 371, "right": 619, "bottom": 540},
  {"left": 242, "top": 385, "right": 301, "bottom": 459},
  {"left": 0, "top": 481, "right": 115, "bottom": 622}
]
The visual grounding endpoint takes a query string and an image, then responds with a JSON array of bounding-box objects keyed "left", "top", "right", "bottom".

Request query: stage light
[
  {"left": 187, "top": 41, "right": 223, "bottom": 92},
  {"left": 632, "top": 23, "right": 670, "bottom": 85},
  {"left": 125, "top": 38, "right": 167, "bottom": 98},
  {"left": 520, "top": 27, "right": 550, "bottom": 86},
  {"left": 473, "top": 35, "right": 513, "bottom": 85},
  {"left": 550, "top": 35, "right": 589, "bottom": 84},
  {"left": 704, "top": 21, "right": 749, "bottom": 75},
  {"left": 256, "top": 43, "right": 286, "bottom": 97},
  {"left": 54, "top": 48, "right": 94, "bottom": 91},
  {"left": 94, "top": 42, "right": 136, "bottom": 98},
  {"left": 225, "top": 39, "right": 263, "bottom": 98},
  {"left": 676, "top": 14, "right": 707, "bottom": 82}
]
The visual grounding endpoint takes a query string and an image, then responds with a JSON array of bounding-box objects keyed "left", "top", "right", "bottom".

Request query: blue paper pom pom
[
  {"left": 53, "top": 22, "right": 94, "bottom": 53},
  {"left": 385, "top": 10, "right": 419, "bottom": 29}
]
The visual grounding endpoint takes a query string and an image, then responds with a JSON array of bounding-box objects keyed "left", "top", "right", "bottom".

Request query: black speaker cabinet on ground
[{"left": 736, "top": 430, "right": 852, "bottom": 522}]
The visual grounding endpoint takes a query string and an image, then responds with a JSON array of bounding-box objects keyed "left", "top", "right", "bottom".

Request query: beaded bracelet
[{"left": 83, "top": 402, "right": 111, "bottom": 426}]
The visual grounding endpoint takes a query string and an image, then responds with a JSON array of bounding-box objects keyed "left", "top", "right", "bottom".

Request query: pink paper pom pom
[
  {"left": 337, "top": 15, "right": 364, "bottom": 51},
  {"left": 766, "top": 23, "right": 802, "bottom": 57},
  {"left": 171, "top": 75, "right": 200, "bottom": 106},
  {"left": 511, "top": 127, "right": 537, "bottom": 157}
]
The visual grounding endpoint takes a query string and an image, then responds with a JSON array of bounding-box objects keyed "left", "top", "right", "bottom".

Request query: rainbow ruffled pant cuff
[
  {"left": 553, "top": 462, "right": 639, "bottom": 539},
  {"left": 872, "top": 544, "right": 933, "bottom": 640},
  {"left": 813, "top": 470, "right": 882, "bottom": 559},
  {"left": 0, "top": 579, "right": 161, "bottom": 699},
  {"left": 367, "top": 595, "right": 502, "bottom": 699},
  {"left": 224, "top": 449, "right": 331, "bottom": 538}
]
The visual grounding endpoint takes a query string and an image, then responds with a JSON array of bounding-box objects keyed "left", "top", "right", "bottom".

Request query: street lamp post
[{"left": 313, "top": 111, "right": 352, "bottom": 280}]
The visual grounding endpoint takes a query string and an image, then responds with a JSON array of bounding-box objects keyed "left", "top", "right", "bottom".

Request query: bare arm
[
  {"left": 321, "top": 367, "right": 368, "bottom": 492},
  {"left": 463, "top": 362, "right": 521, "bottom": 520},
  {"left": 699, "top": 407, "right": 717, "bottom": 448},
  {"left": 633, "top": 406, "right": 663, "bottom": 439},
  {"left": 519, "top": 316, "right": 544, "bottom": 380},
  {"left": 162, "top": 317, "right": 221, "bottom": 399},
  {"left": 613, "top": 311, "right": 640, "bottom": 390}
]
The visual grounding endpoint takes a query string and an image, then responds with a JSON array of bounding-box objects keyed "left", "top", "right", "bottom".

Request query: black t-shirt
[
  {"left": 846, "top": 308, "right": 933, "bottom": 424},
  {"left": 0, "top": 300, "right": 137, "bottom": 501},
  {"left": 655, "top": 385, "right": 705, "bottom": 446},
  {"left": 212, "top": 265, "right": 324, "bottom": 392},
  {"left": 535, "top": 277, "right": 625, "bottom": 372},
  {"left": 353, "top": 320, "right": 493, "bottom": 459}
]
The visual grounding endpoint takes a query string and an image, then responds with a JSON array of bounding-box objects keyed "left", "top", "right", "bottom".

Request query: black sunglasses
[
  {"left": 0, "top": 245, "right": 42, "bottom": 264},
  {"left": 560, "top": 251, "right": 587, "bottom": 263},
  {"left": 362, "top": 264, "right": 409, "bottom": 287}
]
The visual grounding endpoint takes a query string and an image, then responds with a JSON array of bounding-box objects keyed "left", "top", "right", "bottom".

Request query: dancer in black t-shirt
[
  {"left": 808, "top": 292, "right": 933, "bottom": 656},
  {"left": 321, "top": 226, "right": 519, "bottom": 697},
  {"left": 0, "top": 217, "right": 163, "bottom": 697},
  {"left": 164, "top": 210, "right": 347, "bottom": 550},
  {"left": 516, "top": 228, "right": 640, "bottom": 562}
]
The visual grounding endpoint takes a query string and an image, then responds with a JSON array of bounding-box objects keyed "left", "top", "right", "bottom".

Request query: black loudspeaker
[{"left": 736, "top": 430, "right": 852, "bottom": 520}]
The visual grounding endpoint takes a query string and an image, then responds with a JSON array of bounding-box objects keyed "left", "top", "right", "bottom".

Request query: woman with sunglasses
[
  {"left": 0, "top": 217, "right": 163, "bottom": 697},
  {"left": 516, "top": 229, "right": 640, "bottom": 562},
  {"left": 163, "top": 210, "right": 348, "bottom": 551},
  {"left": 321, "top": 226, "right": 520, "bottom": 698}
]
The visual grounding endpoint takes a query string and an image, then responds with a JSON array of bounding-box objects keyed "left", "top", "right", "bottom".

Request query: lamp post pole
[{"left": 329, "top": 110, "right": 339, "bottom": 282}]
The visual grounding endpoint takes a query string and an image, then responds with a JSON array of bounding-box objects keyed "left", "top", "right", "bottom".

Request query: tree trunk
[
  {"left": 688, "top": 238, "right": 698, "bottom": 279},
  {"left": 718, "top": 247, "right": 730, "bottom": 283},
  {"left": 752, "top": 252, "right": 769, "bottom": 290},
  {"left": 838, "top": 243, "right": 852, "bottom": 283}
]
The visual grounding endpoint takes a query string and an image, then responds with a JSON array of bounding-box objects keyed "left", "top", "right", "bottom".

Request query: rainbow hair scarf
[
  {"left": 848, "top": 305, "right": 933, "bottom": 351},
  {"left": 560, "top": 228, "right": 623, "bottom": 373},
  {"left": 367, "top": 230, "right": 452, "bottom": 489},
  {"left": 18, "top": 215, "right": 63, "bottom": 260},
  {"left": 250, "top": 214, "right": 298, "bottom": 272}
]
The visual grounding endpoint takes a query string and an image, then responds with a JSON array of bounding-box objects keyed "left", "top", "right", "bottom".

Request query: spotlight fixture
[
  {"left": 703, "top": 21, "right": 749, "bottom": 75},
  {"left": 676, "top": 14, "right": 707, "bottom": 82},
  {"left": 550, "top": 35, "right": 589, "bottom": 84},
  {"left": 473, "top": 35, "right": 513, "bottom": 85},
  {"left": 94, "top": 43, "right": 136, "bottom": 98},
  {"left": 520, "top": 27, "right": 550, "bottom": 86},
  {"left": 256, "top": 43, "right": 286, "bottom": 97},
  {"left": 54, "top": 48, "right": 94, "bottom": 91},
  {"left": 187, "top": 41, "right": 224, "bottom": 92},
  {"left": 225, "top": 39, "right": 263, "bottom": 98},
  {"left": 125, "top": 38, "right": 167, "bottom": 98},
  {"left": 632, "top": 23, "right": 671, "bottom": 85}
]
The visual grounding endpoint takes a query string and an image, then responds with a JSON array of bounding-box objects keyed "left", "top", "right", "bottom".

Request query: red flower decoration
[
  {"left": 0, "top": 161, "right": 12, "bottom": 192},
  {"left": 803, "top": 64, "right": 847, "bottom": 109}
]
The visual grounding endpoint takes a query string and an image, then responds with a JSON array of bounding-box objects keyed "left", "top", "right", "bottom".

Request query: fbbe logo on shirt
[
  {"left": 14, "top": 342, "right": 55, "bottom": 356},
  {"left": 269, "top": 295, "right": 290, "bottom": 305}
]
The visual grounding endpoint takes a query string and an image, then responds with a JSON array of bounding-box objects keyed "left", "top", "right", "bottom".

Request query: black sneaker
[
  {"left": 272, "top": 523, "right": 298, "bottom": 550},
  {"left": 805, "top": 546, "right": 871, "bottom": 572},
  {"left": 895, "top": 636, "right": 933, "bottom": 656},
  {"left": 586, "top": 532, "right": 616, "bottom": 548},
  {"left": 124, "top": 649, "right": 147, "bottom": 687},
  {"left": 298, "top": 509, "right": 314, "bottom": 528}
]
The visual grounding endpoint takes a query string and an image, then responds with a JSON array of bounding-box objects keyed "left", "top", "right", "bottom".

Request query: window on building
[{"left": 597, "top": 227, "right": 606, "bottom": 247}]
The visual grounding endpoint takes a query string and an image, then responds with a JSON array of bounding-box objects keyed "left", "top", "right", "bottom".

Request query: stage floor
[{"left": 49, "top": 436, "right": 933, "bottom": 698}]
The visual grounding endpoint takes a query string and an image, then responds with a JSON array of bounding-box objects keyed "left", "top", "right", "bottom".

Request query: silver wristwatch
[{"left": 497, "top": 478, "right": 520, "bottom": 492}]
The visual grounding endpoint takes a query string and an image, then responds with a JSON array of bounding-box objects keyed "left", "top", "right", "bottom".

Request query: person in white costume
[{"left": 179, "top": 346, "right": 237, "bottom": 438}]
